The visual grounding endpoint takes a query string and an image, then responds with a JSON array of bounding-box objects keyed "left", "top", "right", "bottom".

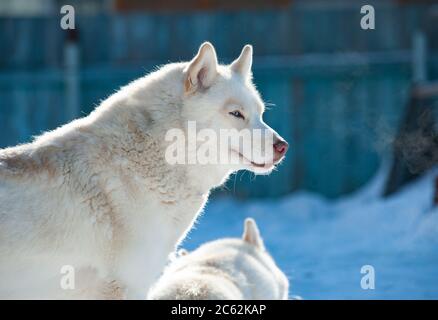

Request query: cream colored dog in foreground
[
  {"left": 148, "top": 218, "right": 289, "bottom": 300},
  {"left": 0, "top": 42, "right": 288, "bottom": 299}
]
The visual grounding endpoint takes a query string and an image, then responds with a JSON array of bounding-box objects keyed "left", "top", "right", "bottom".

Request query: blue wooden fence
[{"left": 0, "top": 5, "right": 436, "bottom": 198}]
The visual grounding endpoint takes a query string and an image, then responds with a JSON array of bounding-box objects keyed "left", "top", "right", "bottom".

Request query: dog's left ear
[
  {"left": 177, "top": 249, "right": 189, "bottom": 257},
  {"left": 231, "top": 44, "right": 253, "bottom": 80},
  {"left": 184, "top": 42, "right": 218, "bottom": 94},
  {"left": 242, "top": 218, "right": 264, "bottom": 250}
]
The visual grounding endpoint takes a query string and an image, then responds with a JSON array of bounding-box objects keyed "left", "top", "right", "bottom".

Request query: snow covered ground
[{"left": 182, "top": 166, "right": 438, "bottom": 299}]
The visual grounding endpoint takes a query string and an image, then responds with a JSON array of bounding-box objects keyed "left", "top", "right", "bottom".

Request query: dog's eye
[{"left": 229, "top": 110, "right": 245, "bottom": 120}]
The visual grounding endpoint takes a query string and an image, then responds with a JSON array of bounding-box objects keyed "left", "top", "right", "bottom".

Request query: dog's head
[
  {"left": 180, "top": 42, "right": 288, "bottom": 175},
  {"left": 242, "top": 218, "right": 289, "bottom": 299}
]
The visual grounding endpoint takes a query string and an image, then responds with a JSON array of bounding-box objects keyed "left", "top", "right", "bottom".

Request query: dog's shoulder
[{"left": 0, "top": 143, "right": 59, "bottom": 180}]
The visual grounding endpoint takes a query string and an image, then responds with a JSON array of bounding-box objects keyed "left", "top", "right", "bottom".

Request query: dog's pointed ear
[
  {"left": 177, "top": 249, "right": 189, "bottom": 257},
  {"left": 231, "top": 44, "right": 253, "bottom": 80},
  {"left": 184, "top": 42, "right": 218, "bottom": 94},
  {"left": 242, "top": 218, "right": 264, "bottom": 249}
]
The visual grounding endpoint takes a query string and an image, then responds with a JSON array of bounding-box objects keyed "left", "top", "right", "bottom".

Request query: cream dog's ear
[
  {"left": 230, "top": 44, "right": 253, "bottom": 80},
  {"left": 184, "top": 42, "right": 218, "bottom": 93},
  {"left": 242, "top": 217, "right": 264, "bottom": 249},
  {"left": 177, "top": 249, "right": 189, "bottom": 257}
]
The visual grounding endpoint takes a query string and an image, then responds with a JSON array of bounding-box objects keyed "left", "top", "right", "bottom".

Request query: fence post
[
  {"left": 412, "top": 30, "right": 427, "bottom": 84},
  {"left": 64, "top": 28, "right": 80, "bottom": 121}
]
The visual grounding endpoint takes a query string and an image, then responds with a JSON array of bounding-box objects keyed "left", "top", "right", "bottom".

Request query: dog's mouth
[{"left": 231, "top": 150, "right": 274, "bottom": 169}]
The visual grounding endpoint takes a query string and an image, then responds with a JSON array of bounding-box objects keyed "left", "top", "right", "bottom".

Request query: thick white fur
[
  {"left": 148, "top": 218, "right": 289, "bottom": 300},
  {"left": 0, "top": 43, "right": 286, "bottom": 299}
]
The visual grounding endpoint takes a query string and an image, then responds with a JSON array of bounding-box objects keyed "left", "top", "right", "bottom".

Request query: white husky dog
[
  {"left": 148, "top": 218, "right": 289, "bottom": 300},
  {"left": 0, "top": 42, "right": 288, "bottom": 299}
]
